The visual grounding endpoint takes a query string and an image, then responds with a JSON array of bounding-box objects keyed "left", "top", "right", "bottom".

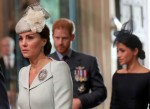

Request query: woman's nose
[{"left": 22, "top": 39, "right": 27, "bottom": 46}]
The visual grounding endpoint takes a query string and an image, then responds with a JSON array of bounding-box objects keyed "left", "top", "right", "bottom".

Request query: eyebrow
[
  {"left": 53, "top": 35, "right": 69, "bottom": 37},
  {"left": 19, "top": 33, "right": 36, "bottom": 36},
  {"left": 26, "top": 33, "right": 36, "bottom": 35}
]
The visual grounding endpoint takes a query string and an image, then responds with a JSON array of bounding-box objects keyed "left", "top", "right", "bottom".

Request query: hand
[{"left": 72, "top": 98, "right": 82, "bottom": 109}]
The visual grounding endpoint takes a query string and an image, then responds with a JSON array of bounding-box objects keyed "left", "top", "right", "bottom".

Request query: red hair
[{"left": 52, "top": 18, "right": 75, "bottom": 35}]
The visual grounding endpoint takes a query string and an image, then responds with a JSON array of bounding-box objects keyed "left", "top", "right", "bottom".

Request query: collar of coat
[{"left": 19, "top": 61, "right": 53, "bottom": 90}]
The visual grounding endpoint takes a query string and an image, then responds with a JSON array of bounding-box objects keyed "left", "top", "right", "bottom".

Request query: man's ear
[
  {"left": 52, "top": 34, "right": 54, "bottom": 39},
  {"left": 71, "top": 34, "right": 75, "bottom": 41}
]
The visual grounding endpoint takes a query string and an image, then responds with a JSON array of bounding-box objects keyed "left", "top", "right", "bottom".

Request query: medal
[
  {"left": 83, "top": 70, "right": 87, "bottom": 81},
  {"left": 79, "top": 70, "right": 83, "bottom": 82},
  {"left": 38, "top": 69, "right": 48, "bottom": 81},
  {"left": 74, "top": 66, "right": 88, "bottom": 82},
  {"left": 78, "top": 84, "right": 86, "bottom": 93},
  {"left": 75, "top": 70, "right": 80, "bottom": 81}
]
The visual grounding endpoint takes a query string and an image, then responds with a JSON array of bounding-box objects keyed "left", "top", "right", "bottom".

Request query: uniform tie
[{"left": 62, "top": 55, "right": 69, "bottom": 63}]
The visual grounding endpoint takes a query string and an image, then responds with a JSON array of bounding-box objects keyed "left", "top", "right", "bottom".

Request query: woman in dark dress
[{"left": 110, "top": 22, "right": 150, "bottom": 109}]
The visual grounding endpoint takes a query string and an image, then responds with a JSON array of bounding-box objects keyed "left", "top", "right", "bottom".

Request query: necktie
[{"left": 62, "top": 55, "right": 69, "bottom": 63}]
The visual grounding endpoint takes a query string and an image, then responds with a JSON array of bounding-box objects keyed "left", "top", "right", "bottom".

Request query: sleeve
[
  {"left": 0, "top": 65, "right": 10, "bottom": 109},
  {"left": 52, "top": 61, "right": 73, "bottom": 109},
  {"left": 18, "top": 67, "right": 24, "bottom": 91},
  {"left": 17, "top": 67, "right": 24, "bottom": 109},
  {"left": 110, "top": 74, "right": 116, "bottom": 109},
  {"left": 78, "top": 57, "right": 107, "bottom": 108}
]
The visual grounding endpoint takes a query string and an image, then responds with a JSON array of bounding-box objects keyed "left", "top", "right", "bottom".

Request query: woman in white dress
[{"left": 15, "top": 4, "right": 73, "bottom": 109}]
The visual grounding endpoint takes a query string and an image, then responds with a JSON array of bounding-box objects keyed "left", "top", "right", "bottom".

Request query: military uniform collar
[{"left": 56, "top": 49, "right": 72, "bottom": 60}]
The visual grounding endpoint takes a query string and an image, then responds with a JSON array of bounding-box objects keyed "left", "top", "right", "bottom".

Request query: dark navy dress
[{"left": 110, "top": 72, "right": 150, "bottom": 109}]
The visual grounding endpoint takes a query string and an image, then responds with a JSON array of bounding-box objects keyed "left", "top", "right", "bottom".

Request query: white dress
[{"left": 17, "top": 59, "right": 73, "bottom": 109}]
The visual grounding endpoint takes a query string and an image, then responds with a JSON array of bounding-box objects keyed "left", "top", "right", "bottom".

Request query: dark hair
[
  {"left": 39, "top": 25, "right": 51, "bottom": 55},
  {"left": 113, "top": 21, "right": 145, "bottom": 59}
]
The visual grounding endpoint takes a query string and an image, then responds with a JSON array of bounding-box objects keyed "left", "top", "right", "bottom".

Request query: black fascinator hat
[
  {"left": 113, "top": 20, "right": 145, "bottom": 59},
  {"left": 113, "top": 20, "right": 133, "bottom": 39}
]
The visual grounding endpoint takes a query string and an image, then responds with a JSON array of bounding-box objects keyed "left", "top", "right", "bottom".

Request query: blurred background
[{"left": 0, "top": 0, "right": 150, "bottom": 109}]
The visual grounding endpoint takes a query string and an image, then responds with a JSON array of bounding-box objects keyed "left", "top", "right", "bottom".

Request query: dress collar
[{"left": 19, "top": 61, "right": 53, "bottom": 90}]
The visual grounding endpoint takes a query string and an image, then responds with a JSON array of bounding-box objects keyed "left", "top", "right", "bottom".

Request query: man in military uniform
[{"left": 50, "top": 18, "right": 107, "bottom": 109}]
